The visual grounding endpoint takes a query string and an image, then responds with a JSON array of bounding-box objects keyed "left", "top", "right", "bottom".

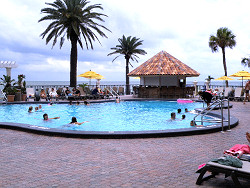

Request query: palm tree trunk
[
  {"left": 70, "top": 33, "right": 78, "bottom": 88},
  {"left": 126, "top": 58, "right": 130, "bottom": 95},
  {"left": 222, "top": 48, "right": 228, "bottom": 87}
]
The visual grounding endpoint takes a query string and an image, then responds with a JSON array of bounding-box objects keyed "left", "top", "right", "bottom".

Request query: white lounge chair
[
  {"left": 223, "top": 87, "right": 233, "bottom": 99},
  {"left": 0, "top": 89, "right": 7, "bottom": 101},
  {"left": 26, "top": 88, "right": 35, "bottom": 101},
  {"left": 234, "top": 87, "right": 244, "bottom": 101},
  {"left": 196, "top": 158, "right": 250, "bottom": 187}
]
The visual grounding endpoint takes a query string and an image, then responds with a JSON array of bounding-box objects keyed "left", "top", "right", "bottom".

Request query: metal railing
[{"left": 193, "top": 99, "right": 231, "bottom": 132}]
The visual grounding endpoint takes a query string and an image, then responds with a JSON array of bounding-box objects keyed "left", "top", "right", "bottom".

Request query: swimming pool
[{"left": 0, "top": 101, "right": 214, "bottom": 132}]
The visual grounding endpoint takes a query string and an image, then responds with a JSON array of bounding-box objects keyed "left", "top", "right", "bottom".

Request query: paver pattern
[{"left": 0, "top": 101, "right": 250, "bottom": 188}]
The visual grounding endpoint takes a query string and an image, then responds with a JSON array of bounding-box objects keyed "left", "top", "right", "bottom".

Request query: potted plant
[
  {"left": 0, "top": 75, "right": 16, "bottom": 102},
  {"left": 21, "top": 80, "right": 27, "bottom": 101},
  {"left": 5, "top": 87, "right": 17, "bottom": 102}
]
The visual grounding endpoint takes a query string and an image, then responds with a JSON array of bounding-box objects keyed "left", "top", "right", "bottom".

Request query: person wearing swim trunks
[{"left": 243, "top": 80, "right": 250, "bottom": 104}]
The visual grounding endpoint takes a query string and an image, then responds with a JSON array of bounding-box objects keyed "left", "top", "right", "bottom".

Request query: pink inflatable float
[{"left": 177, "top": 99, "right": 193, "bottom": 103}]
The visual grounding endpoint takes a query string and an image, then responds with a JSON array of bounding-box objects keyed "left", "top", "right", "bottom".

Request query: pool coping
[{"left": 0, "top": 99, "right": 238, "bottom": 139}]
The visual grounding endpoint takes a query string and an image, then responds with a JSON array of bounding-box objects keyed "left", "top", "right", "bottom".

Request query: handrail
[
  {"left": 193, "top": 99, "right": 230, "bottom": 132},
  {"left": 107, "top": 87, "right": 119, "bottom": 97}
]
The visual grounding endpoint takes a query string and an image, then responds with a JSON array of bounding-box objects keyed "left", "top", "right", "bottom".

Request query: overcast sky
[{"left": 0, "top": 0, "right": 249, "bottom": 83}]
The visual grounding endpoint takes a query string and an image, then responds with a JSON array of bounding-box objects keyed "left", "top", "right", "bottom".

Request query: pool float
[{"left": 177, "top": 98, "right": 193, "bottom": 103}]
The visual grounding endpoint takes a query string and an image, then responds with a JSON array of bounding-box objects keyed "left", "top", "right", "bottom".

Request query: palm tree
[
  {"left": 209, "top": 27, "right": 236, "bottom": 87},
  {"left": 108, "top": 35, "right": 147, "bottom": 95},
  {"left": 241, "top": 57, "right": 250, "bottom": 68},
  {"left": 39, "top": 0, "right": 110, "bottom": 87}
]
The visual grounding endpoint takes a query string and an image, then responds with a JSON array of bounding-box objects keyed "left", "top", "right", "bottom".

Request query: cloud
[{"left": 0, "top": 0, "right": 250, "bottom": 83}]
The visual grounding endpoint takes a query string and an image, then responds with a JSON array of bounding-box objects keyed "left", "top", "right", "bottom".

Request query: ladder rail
[{"left": 193, "top": 99, "right": 230, "bottom": 132}]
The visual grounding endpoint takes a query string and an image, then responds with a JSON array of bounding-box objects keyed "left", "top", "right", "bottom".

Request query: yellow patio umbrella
[
  {"left": 230, "top": 70, "right": 250, "bottom": 87},
  {"left": 214, "top": 76, "right": 234, "bottom": 81},
  {"left": 214, "top": 76, "right": 234, "bottom": 87},
  {"left": 78, "top": 70, "right": 100, "bottom": 85},
  {"left": 237, "top": 77, "right": 250, "bottom": 80}
]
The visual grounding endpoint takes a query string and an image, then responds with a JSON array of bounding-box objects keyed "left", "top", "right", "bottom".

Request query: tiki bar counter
[{"left": 128, "top": 51, "right": 200, "bottom": 98}]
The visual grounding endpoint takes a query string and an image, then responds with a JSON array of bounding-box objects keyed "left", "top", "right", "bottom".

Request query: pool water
[{"left": 0, "top": 101, "right": 213, "bottom": 132}]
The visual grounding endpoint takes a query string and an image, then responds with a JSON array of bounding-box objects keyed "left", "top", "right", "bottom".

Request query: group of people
[
  {"left": 198, "top": 79, "right": 250, "bottom": 106},
  {"left": 170, "top": 108, "right": 189, "bottom": 121},
  {"left": 28, "top": 105, "right": 43, "bottom": 113},
  {"left": 35, "top": 87, "right": 82, "bottom": 101},
  {"left": 42, "top": 114, "right": 87, "bottom": 125}
]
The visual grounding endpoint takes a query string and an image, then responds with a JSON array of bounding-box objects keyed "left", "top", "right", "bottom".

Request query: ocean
[{"left": 25, "top": 80, "right": 246, "bottom": 87}]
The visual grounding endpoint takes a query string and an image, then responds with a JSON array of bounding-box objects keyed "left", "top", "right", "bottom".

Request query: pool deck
[{"left": 0, "top": 97, "right": 250, "bottom": 187}]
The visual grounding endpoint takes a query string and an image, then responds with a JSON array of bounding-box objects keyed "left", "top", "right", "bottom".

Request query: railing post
[
  {"left": 227, "top": 99, "right": 231, "bottom": 131},
  {"left": 221, "top": 100, "right": 224, "bottom": 133}
]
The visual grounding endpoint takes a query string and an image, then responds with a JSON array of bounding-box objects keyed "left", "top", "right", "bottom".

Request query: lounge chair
[
  {"left": 84, "top": 87, "right": 94, "bottom": 99},
  {"left": 77, "top": 87, "right": 87, "bottom": 100},
  {"left": 118, "top": 86, "right": 124, "bottom": 95},
  {"left": 48, "top": 88, "right": 59, "bottom": 101},
  {"left": 57, "top": 88, "right": 66, "bottom": 100},
  {"left": 112, "top": 87, "right": 118, "bottom": 95},
  {"left": 196, "top": 159, "right": 250, "bottom": 187},
  {"left": 223, "top": 87, "right": 233, "bottom": 99},
  {"left": 0, "top": 89, "right": 7, "bottom": 101},
  {"left": 26, "top": 88, "right": 35, "bottom": 101},
  {"left": 234, "top": 87, "right": 244, "bottom": 101}
]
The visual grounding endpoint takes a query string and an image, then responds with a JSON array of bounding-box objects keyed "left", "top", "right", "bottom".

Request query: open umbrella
[
  {"left": 214, "top": 76, "right": 234, "bottom": 81},
  {"left": 214, "top": 76, "right": 234, "bottom": 87},
  {"left": 230, "top": 71, "right": 250, "bottom": 87},
  {"left": 78, "top": 70, "right": 100, "bottom": 86}
]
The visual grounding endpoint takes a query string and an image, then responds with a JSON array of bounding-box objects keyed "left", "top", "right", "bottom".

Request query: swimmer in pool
[
  {"left": 28, "top": 106, "right": 33, "bottom": 113},
  {"left": 170, "top": 112, "right": 176, "bottom": 120},
  {"left": 181, "top": 114, "right": 186, "bottom": 120},
  {"left": 185, "top": 108, "right": 190, "bottom": 112},
  {"left": 43, "top": 113, "right": 60, "bottom": 121},
  {"left": 70, "top": 117, "right": 88, "bottom": 125},
  {"left": 190, "top": 120, "right": 203, "bottom": 127},
  {"left": 115, "top": 96, "right": 120, "bottom": 103},
  {"left": 177, "top": 109, "right": 181, "bottom": 113},
  {"left": 84, "top": 101, "right": 90, "bottom": 106},
  {"left": 35, "top": 107, "right": 39, "bottom": 112},
  {"left": 38, "top": 105, "right": 44, "bottom": 111}
]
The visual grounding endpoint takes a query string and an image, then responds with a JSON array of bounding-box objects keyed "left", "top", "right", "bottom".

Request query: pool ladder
[{"left": 193, "top": 99, "right": 231, "bottom": 132}]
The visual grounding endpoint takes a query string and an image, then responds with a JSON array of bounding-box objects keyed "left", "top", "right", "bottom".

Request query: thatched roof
[{"left": 128, "top": 51, "right": 200, "bottom": 77}]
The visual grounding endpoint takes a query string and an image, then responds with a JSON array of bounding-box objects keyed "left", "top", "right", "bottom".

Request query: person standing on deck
[{"left": 243, "top": 80, "right": 250, "bottom": 104}]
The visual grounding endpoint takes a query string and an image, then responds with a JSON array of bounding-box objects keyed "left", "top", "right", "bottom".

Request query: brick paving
[{"left": 0, "top": 101, "right": 250, "bottom": 188}]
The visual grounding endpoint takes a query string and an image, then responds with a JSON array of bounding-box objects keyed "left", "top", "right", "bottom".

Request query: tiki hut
[{"left": 128, "top": 51, "right": 200, "bottom": 98}]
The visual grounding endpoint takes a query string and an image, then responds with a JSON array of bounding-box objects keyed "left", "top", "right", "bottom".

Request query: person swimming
[
  {"left": 182, "top": 114, "right": 186, "bottom": 120},
  {"left": 115, "top": 96, "right": 120, "bottom": 103},
  {"left": 28, "top": 106, "right": 33, "bottom": 113},
  {"left": 177, "top": 109, "right": 181, "bottom": 113},
  {"left": 170, "top": 112, "right": 176, "bottom": 120},
  {"left": 84, "top": 101, "right": 90, "bottom": 106},
  {"left": 69, "top": 117, "right": 88, "bottom": 125},
  {"left": 190, "top": 120, "right": 203, "bottom": 127},
  {"left": 43, "top": 113, "right": 60, "bottom": 121}
]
